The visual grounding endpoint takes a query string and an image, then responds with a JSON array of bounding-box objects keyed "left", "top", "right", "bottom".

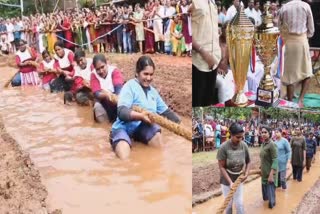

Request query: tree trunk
[
  {"left": 39, "top": 0, "right": 44, "bottom": 14},
  {"left": 34, "top": 0, "right": 39, "bottom": 13}
]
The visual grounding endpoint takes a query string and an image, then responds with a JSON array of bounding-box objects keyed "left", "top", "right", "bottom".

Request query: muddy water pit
[
  {"left": 193, "top": 153, "right": 320, "bottom": 214},
  {"left": 0, "top": 54, "right": 192, "bottom": 214}
]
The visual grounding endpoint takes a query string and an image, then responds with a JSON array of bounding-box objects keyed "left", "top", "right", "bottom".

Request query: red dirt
[
  {"left": 0, "top": 118, "right": 60, "bottom": 214},
  {"left": 294, "top": 179, "right": 320, "bottom": 214}
]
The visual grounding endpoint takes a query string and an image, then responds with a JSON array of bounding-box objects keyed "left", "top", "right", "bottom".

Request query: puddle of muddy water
[
  {"left": 193, "top": 153, "right": 320, "bottom": 214},
  {"left": 0, "top": 78, "right": 191, "bottom": 214}
]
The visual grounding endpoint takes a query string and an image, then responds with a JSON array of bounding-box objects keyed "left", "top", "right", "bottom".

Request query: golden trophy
[
  {"left": 226, "top": 6, "right": 255, "bottom": 106},
  {"left": 254, "top": 1, "right": 280, "bottom": 107}
]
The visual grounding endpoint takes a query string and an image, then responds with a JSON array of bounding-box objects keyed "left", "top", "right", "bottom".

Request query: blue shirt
[
  {"left": 13, "top": 24, "right": 21, "bottom": 39},
  {"left": 218, "top": 12, "right": 226, "bottom": 25},
  {"left": 196, "top": 123, "right": 203, "bottom": 135},
  {"left": 112, "top": 79, "right": 168, "bottom": 135},
  {"left": 0, "top": 24, "right": 6, "bottom": 33},
  {"left": 275, "top": 137, "right": 291, "bottom": 172},
  {"left": 306, "top": 139, "right": 317, "bottom": 158}
]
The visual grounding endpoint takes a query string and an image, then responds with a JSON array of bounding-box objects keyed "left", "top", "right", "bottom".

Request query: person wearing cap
[
  {"left": 306, "top": 132, "right": 317, "bottom": 172},
  {"left": 274, "top": 128, "right": 291, "bottom": 190},
  {"left": 260, "top": 125, "right": 278, "bottom": 209},
  {"left": 217, "top": 123, "right": 251, "bottom": 214}
]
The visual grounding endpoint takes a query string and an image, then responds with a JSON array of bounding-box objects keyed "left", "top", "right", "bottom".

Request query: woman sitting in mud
[
  {"left": 64, "top": 49, "right": 94, "bottom": 106},
  {"left": 90, "top": 54, "right": 124, "bottom": 122},
  {"left": 110, "top": 55, "right": 181, "bottom": 160},
  {"left": 38, "top": 50, "right": 59, "bottom": 91},
  {"left": 50, "top": 41, "right": 75, "bottom": 92},
  {"left": 13, "top": 39, "right": 40, "bottom": 86}
]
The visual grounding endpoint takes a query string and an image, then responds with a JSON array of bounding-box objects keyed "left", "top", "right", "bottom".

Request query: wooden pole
[{"left": 20, "top": 0, "right": 23, "bottom": 18}]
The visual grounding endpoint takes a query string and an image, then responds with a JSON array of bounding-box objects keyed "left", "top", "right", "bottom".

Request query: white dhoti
[{"left": 153, "top": 20, "right": 163, "bottom": 42}]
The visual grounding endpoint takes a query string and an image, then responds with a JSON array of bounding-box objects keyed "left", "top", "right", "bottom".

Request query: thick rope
[
  {"left": 107, "top": 93, "right": 191, "bottom": 141},
  {"left": 3, "top": 60, "right": 39, "bottom": 88},
  {"left": 216, "top": 169, "right": 261, "bottom": 214},
  {"left": 1, "top": 57, "right": 192, "bottom": 141}
]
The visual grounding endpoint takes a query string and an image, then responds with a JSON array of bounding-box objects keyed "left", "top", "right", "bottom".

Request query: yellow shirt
[{"left": 192, "top": 0, "right": 221, "bottom": 71}]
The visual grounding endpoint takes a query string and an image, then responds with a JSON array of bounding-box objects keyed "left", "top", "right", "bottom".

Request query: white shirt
[
  {"left": 6, "top": 23, "right": 14, "bottom": 42},
  {"left": 225, "top": 5, "right": 238, "bottom": 23},
  {"left": 164, "top": 6, "right": 176, "bottom": 17},
  {"left": 54, "top": 48, "right": 72, "bottom": 69},
  {"left": 244, "top": 7, "right": 260, "bottom": 26},
  {"left": 255, "top": 9, "right": 262, "bottom": 26},
  {"left": 0, "top": 40, "right": 10, "bottom": 51},
  {"left": 74, "top": 58, "right": 93, "bottom": 82},
  {"left": 92, "top": 65, "right": 116, "bottom": 93},
  {"left": 204, "top": 124, "right": 214, "bottom": 137},
  {"left": 225, "top": 2, "right": 244, "bottom": 23},
  {"left": 16, "top": 49, "right": 33, "bottom": 62},
  {"left": 155, "top": 5, "right": 165, "bottom": 22}
]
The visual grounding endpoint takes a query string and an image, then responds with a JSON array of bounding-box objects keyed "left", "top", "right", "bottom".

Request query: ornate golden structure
[
  {"left": 254, "top": 1, "right": 280, "bottom": 106},
  {"left": 226, "top": 6, "right": 255, "bottom": 106}
]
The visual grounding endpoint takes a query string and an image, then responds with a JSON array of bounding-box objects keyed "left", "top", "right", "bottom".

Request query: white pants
[{"left": 221, "top": 183, "right": 244, "bottom": 214}]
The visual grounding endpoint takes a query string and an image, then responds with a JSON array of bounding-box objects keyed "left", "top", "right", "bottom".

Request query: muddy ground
[
  {"left": 0, "top": 118, "right": 60, "bottom": 214},
  {"left": 294, "top": 179, "right": 320, "bottom": 214},
  {"left": 0, "top": 53, "right": 191, "bottom": 213},
  {"left": 3, "top": 53, "right": 192, "bottom": 117},
  {"left": 192, "top": 150, "right": 261, "bottom": 196}
]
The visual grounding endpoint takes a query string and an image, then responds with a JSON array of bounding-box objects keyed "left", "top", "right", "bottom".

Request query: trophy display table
[
  {"left": 214, "top": 91, "right": 299, "bottom": 108},
  {"left": 216, "top": 61, "right": 277, "bottom": 104}
]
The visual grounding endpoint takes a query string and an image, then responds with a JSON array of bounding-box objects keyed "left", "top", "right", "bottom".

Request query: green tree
[
  {"left": 0, "top": 0, "right": 22, "bottom": 18},
  {"left": 303, "top": 113, "right": 320, "bottom": 123}
]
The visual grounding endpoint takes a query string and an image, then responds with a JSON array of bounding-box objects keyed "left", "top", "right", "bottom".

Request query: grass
[
  {"left": 192, "top": 150, "right": 218, "bottom": 167},
  {"left": 192, "top": 147, "right": 261, "bottom": 168}
]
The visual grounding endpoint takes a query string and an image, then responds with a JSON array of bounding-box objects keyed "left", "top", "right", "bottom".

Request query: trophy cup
[
  {"left": 226, "top": 6, "right": 255, "bottom": 107},
  {"left": 254, "top": 1, "right": 280, "bottom": 107}
]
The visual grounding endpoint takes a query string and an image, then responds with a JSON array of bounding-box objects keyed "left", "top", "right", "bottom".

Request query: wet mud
[
  {"left": 193, "top": 153, "right": 320, "bottom": 213},
  {"left": 192, "top": 149, "right": 261, "bottom": 196},
  {"left": 0, "top": 54, "right": 192, "bottom": 214},
  {"left": 0, "top": 118, "right": 60, "bottom": 214}
]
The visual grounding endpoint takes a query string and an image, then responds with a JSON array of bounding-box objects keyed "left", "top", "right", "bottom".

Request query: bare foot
[{"left": 298, "top": 101, "right": 304, "bottom": 108}]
